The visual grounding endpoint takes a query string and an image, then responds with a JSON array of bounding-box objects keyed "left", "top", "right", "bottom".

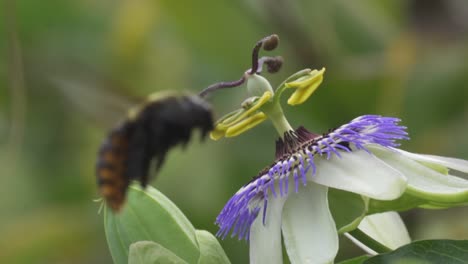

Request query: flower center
[{"left": 216, "top": 115, "right": 409, "bottom": 240}]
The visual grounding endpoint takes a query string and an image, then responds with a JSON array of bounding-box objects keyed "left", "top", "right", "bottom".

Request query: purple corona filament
[{"left": 215, "top": 115, "right": 409, "bottom": 240}]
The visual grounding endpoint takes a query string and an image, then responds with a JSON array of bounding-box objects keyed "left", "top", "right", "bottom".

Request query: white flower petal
[
  {"left": 282, "top": 183, "right": 338, "bottom": 264},
  {"left": 309, "top": 149, "right": 407, "bottom": 200},
  {"left": 249, "top": 193, "right": 287, "bottom": 264},
  {"left": 395, "top": 148, "right": 468, "bottom": 173},
  {"left": 344, "top": 233, "right": 377, "bottom": 255},
  {"left": 358, "top": 211, "right": 411, "bottom": 250},
  {"left": 369, "top": 145, "right": 468, "bottom": 202}
]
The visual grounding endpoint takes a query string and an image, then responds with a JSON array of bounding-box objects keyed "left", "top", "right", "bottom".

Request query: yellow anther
[
  {"left": 210, "top": 126, "right": 228, "bottom": 141},
  {"left": 286, "top": 68, "right": 325, "bottom": 106},
  {"left": 225, "top": 112, "right": 267, "bottom": 138},
  {"left": 233, "top": 91, "right": 271, "bottom": 124},
  {"left": 210, "top": 109, "right": 244, "bottom": 140},
  {"left": 209, "top": 91, "right": 272, "bottom": 140},
  {"left": 217, "top": 109, "right": 244, "bottom": 129}
]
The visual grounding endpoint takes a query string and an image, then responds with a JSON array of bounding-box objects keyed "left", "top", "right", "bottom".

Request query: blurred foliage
[{"left": 1, "top": 0, "right": 467, "bottom": 263}]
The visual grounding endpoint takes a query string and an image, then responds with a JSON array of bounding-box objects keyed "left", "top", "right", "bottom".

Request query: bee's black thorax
[{"left": 96, "top": 94, "right": 213, "bottom": 211}]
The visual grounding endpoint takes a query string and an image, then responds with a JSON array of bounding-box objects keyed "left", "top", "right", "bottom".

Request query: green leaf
[
  {"left": 328, "top": 188, "right": 367, "bottom": 233},
  {"left": 364, "top": 240, "right": 468, "bottom": 264},
  {"left": 128, "top": 241, "right": 188, "bottom": 264},
  {"left": 104, "top": 185, "right": 199, "bottom": 264},
  {"left": 337, "top": 255, "right": 370, "bottom": 264},
  {"left": 195, "top": 230, "right": 231, "bottom": 264}
]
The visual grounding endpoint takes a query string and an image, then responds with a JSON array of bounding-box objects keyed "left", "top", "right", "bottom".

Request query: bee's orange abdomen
[{"left": 96, "top": 123, "right": 132, "bottom": 211}]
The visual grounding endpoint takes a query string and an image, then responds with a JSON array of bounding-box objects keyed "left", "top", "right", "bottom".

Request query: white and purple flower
[
  {"left": 216, "top": 115, "right": 409, "bottom": 240},
  {"left": 215, "top": 114, "right": 468, "bottom": 264},
  {"left": 203, "top": 35, "right": 468, "bottom": 264}
]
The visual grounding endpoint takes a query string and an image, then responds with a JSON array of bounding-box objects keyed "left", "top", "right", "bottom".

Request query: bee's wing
[
  {"left": 50, "top": 68, "right": 214, "bottom": 211},
  {"left": 49, "top": 69, "right": 141, "bottom": 211},
  {"left": 49, "top": 70, "right": 139, "bottom": 129}
]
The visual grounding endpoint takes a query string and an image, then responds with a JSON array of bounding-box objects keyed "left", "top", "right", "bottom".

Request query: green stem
[
  {"left": 348, "top": 229, "right": 392, "bottom": 254},
  {"left": 262, "top": 102, "right": 293, "bottom": 138}
]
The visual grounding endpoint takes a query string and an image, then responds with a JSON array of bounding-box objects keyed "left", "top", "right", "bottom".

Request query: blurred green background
[{"left": 1, "top": 0, "right": 467, "bottom": 263}]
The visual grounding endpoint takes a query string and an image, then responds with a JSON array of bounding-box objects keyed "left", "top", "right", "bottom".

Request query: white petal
[
  {"left": 369, "top": 145, "right": 468, "bottom": 202},
  {"left": 309, "top": 149, "right": 407, "bottom": 200},
  {"left": 282, "top": 183, "right": 338, "bottom": 264},
  {"left": 358, "top": 211, "right": 411, "bottom": 250},
  {"left": 395, "top": 148, "right": 468, "bottom": 173},
  {"left": 249, "top": 194, "right": 287, "bottom": 264}
]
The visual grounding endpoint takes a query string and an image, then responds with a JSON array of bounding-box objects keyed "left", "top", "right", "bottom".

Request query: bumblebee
[
  {"left": 93, "top": 34, "right": 282, "bottom": 211},
  {"left": 96, "top": 93, "right": 213, "bottom": 211}
]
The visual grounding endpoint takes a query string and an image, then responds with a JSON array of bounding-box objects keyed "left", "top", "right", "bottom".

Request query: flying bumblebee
[
  {"left": 95, "top": 93, "right": 213, "bottom": 211},
  {"left": 93, "top": 34, "right": 281, "bottom": 211},
  {"left": 53, "top": 34, "right": 280, "bottom": 212}
]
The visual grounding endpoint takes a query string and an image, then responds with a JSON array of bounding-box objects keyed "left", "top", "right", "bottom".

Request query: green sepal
[
  {"left": 405, "top": 183, "right": 468, "bottom": 204},
  {"left": 368, "top": 145, "right": 468, "bottom": 207},
  {"left": 418, "top": 200, "right": 468, "bottom": 209},
  {"left": 367, "top": 192, "right": 426, "bottom": 214},
  {"left": 369, "top": 191, "right": 468, "bottom": 214}
]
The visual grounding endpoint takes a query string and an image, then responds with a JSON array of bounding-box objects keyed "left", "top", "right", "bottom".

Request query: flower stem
[
  {"left": 348, "top": 229, "right": 392, "bottom": 254},
  {"left": 262, "top": 102, "right": 293, "bottom": 138}
]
